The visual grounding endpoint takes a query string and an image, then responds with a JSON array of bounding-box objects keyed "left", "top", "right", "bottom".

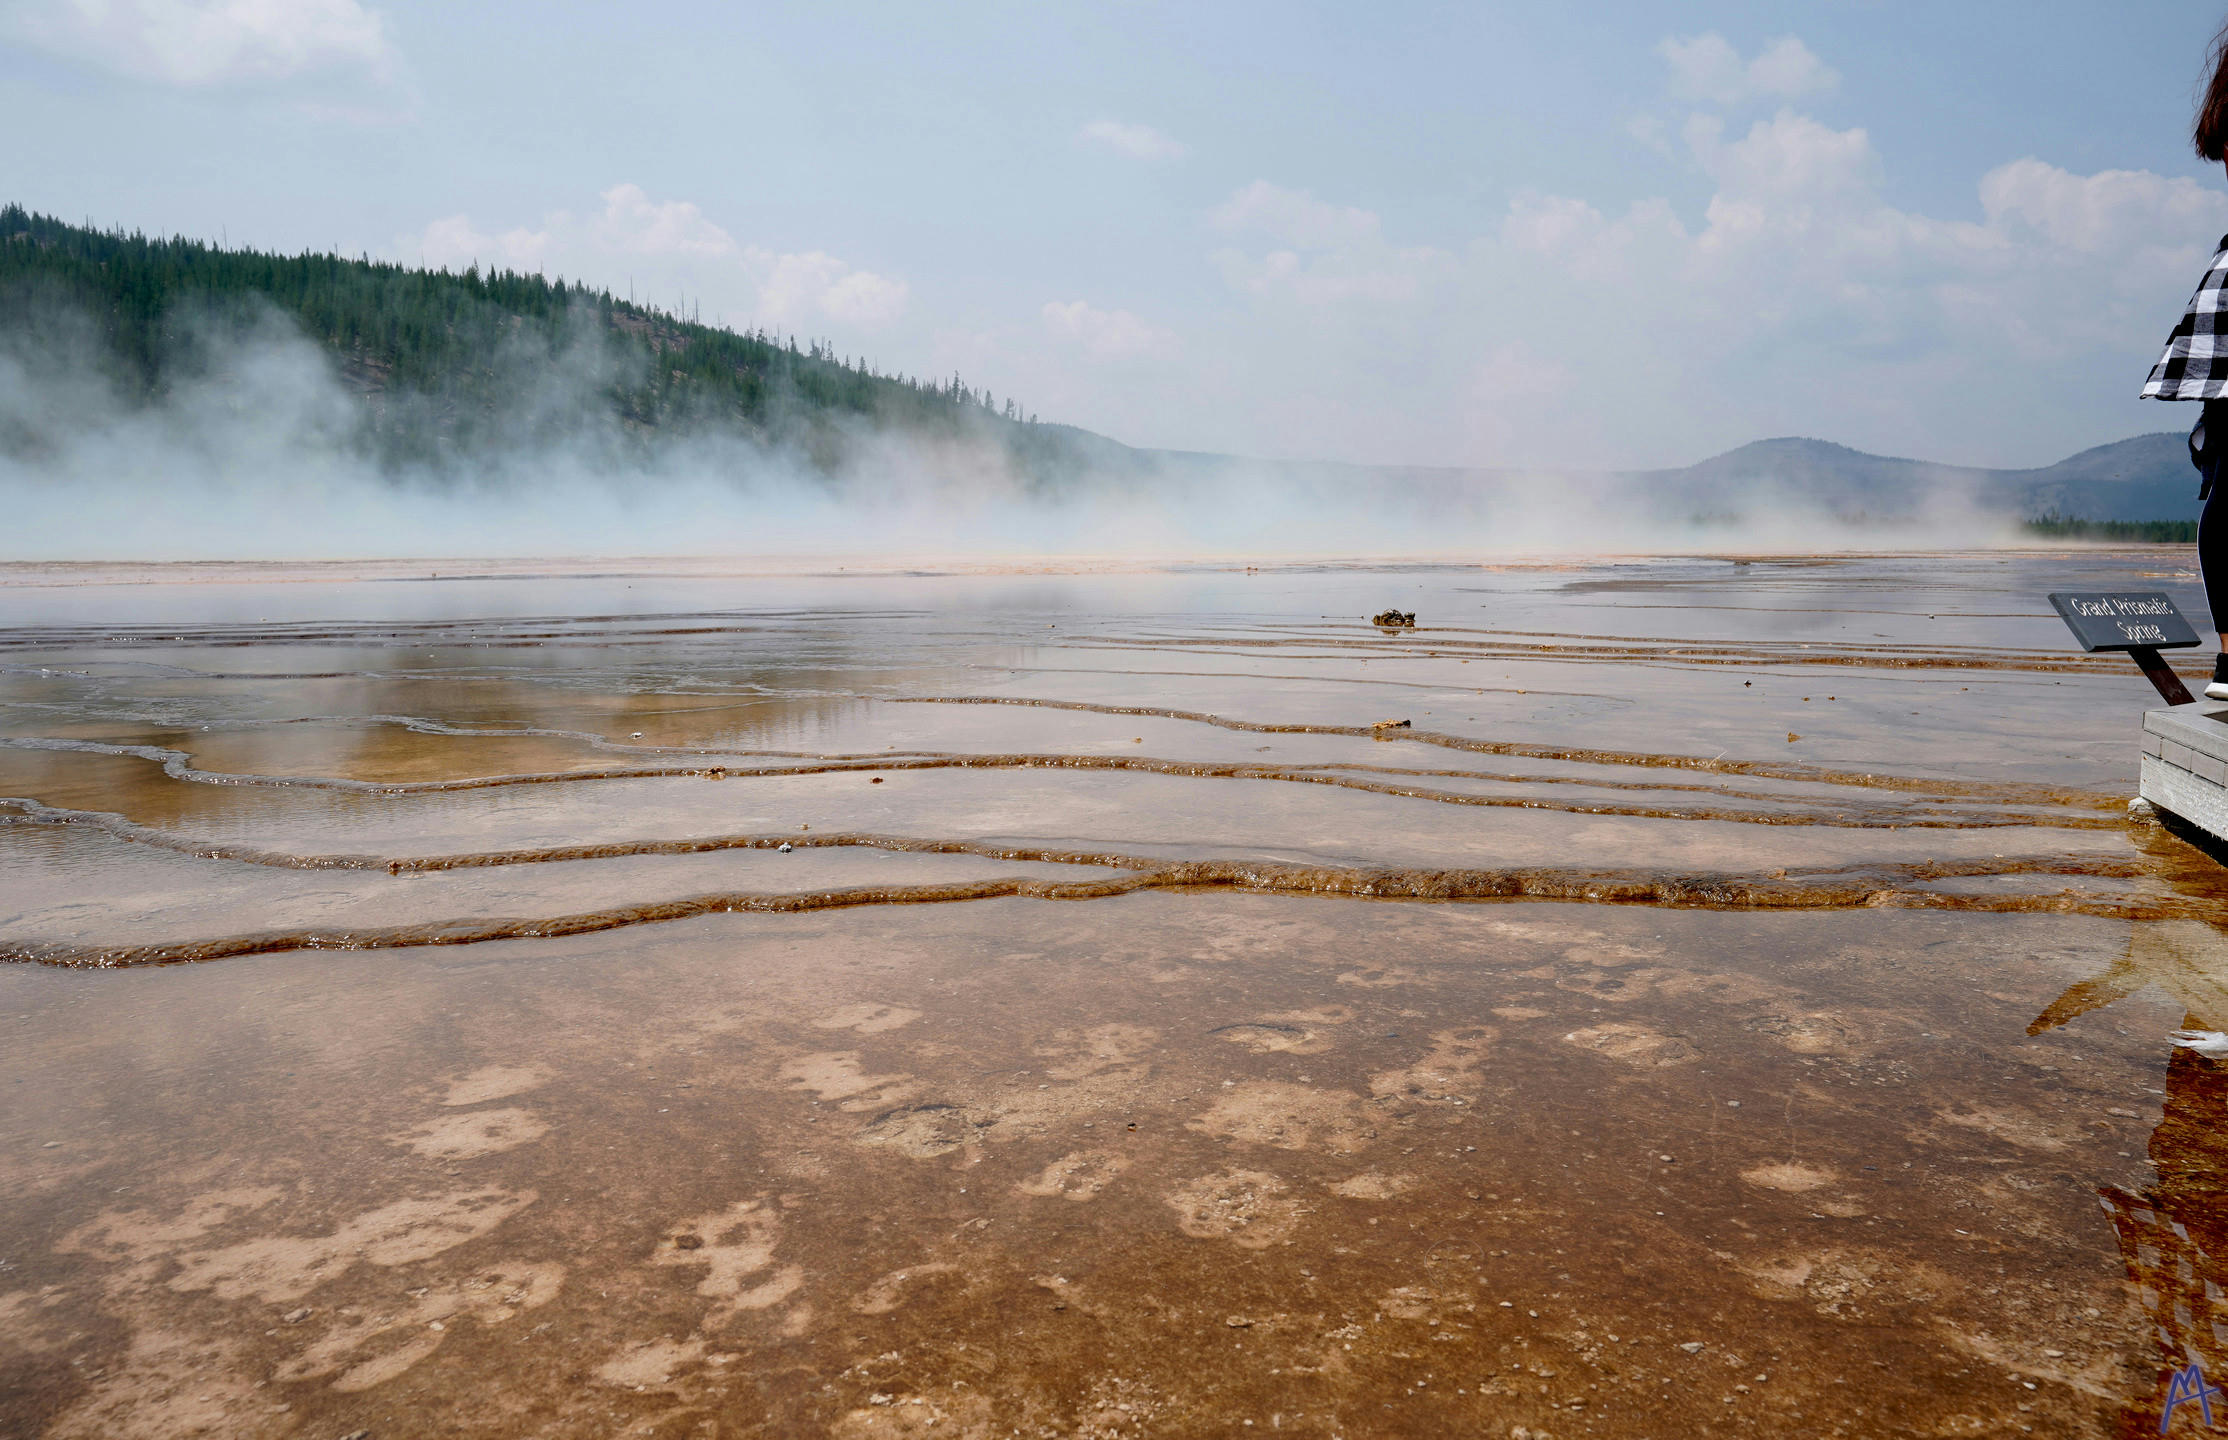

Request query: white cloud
[
  {"left": 1688, "top": 109, "right": 1880, "bottom": 207},
  {"left": 401, "top": 185, "right": 907, "bottom": 331},
  {"left": 1041, "top": 300, "right": 1171, "bottom": 359},
  {"left": 1501, "top": 193, "right": 1609, "bottom": 257},
  {"left": 1079, "top": 119, "right": 1187, "bottom": 161},
  {"left": 1744, "top": 36, "right": 1836, "bottom": 100},
  {"left": 1500, "top": 192, "right": 1684, "bottom": 282},
  {"left": 1979, "top": 158, "right": 2228, "bottom": 254},
  {"left": 1211, "top": 180, "right": 1381, "bottom": 249},
  {"left": 1212, "top": 246, "right": 1443, "bottom": 305},
  {"left": 1659, "top": 33, "right": 1835, "bottom": 106},
  {"left": 414, "top": 214, "right": 549, "bottom": 271},
  {"left": 1181, "top": 89, "right": 2228, "bottom": 471},
  {"left": 756, "top": 250, "right": 908, "bottom": 327},
  {"left": 1209, "top": 181, "right": 1447, "bottom": 305},
  {"left": 13, "top": 0, "right": 395, "bottom": 87},
  {"left": 592, "top": 183, "right": 738, "bottom": 258},
  {"left": 1625, "top": 112, "right": 1674, "bottom": 158},
  {"left": 1482, "top": 106, "right": 2228, "bottom": 460}
]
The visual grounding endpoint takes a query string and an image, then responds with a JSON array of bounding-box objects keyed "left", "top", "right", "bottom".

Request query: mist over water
[{"left": 0, "top": 296, "right": 2037, "bottom": 562}]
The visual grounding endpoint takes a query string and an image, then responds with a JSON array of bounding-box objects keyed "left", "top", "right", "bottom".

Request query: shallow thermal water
[{"left": 3, "top": 549, "right": 2228, "bottom": 1438}]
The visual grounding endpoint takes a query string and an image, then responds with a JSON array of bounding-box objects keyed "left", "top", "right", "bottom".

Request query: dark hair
[{"left": 2200, "top": 19, "right": 2228, "bottom": 160}]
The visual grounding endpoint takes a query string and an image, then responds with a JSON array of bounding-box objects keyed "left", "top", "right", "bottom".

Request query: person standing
[{"left": 2142, "top": 24, "right": 2228, "bottom": 700}]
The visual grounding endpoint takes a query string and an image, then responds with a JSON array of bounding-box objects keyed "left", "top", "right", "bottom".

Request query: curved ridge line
[
  {"left": 892, "top": 697, "right": 2121, "bottom": 809},
  {"left": 5, "top": 726, "right": 2009, "bottom": 809},
  {"left": 0, "top": 736, "right": 2116, "bottom": 832},
  {"left": 0, "top": 854, "right": 2198, "bottom": 969},
  {"left": 0, "top": 802, "right": 2147, "bottom": 879},
  {"left": 1062, "top": 633, "right": 2138, "bottom": 675}
]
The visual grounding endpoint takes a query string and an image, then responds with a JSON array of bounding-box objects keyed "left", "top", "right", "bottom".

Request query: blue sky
[{"left": 8, "top": 1, "right": 2228, "bottom": 470}]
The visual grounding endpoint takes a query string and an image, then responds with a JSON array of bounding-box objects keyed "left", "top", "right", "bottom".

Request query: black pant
[
  {"left": 2208, "top": 476, "right": 2228, "bottom": 639},
  {"left": 2201, "top": 400, "right": 2228, "bottom": 637}
]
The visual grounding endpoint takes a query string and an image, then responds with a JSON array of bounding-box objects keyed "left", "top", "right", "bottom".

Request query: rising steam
[{"left": 0, "top": 293, "right": 2031, "bottom": 562}]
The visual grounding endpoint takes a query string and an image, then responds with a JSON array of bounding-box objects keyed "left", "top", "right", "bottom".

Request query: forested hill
[{"left": 0, "top": 205, "right": 1130, "bottom": 481}]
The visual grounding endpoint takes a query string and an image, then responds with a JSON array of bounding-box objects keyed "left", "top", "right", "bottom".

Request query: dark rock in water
[{"left": 1371, "top": 610, "right": 1416, "bottom": 628}]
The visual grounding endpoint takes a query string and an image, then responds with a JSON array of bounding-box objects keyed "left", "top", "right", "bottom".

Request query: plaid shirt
[{"left": 2144, "top": 234, "right": 2228, "bottom": 400}]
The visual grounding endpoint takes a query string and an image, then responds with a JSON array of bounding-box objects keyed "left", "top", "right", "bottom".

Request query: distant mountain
[
  {"left": 1132, "top": 433, "right": 2201, "bottom": 526},
  {"left": 1986, "top": 433, "right": 2196, "bottom": 521},
  {"left": 1627, "top": 433, "right": 2197, "bottom": 524}
]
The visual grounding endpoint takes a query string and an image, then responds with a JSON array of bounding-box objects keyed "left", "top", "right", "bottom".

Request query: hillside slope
[
  {"left": 1141, "top": 433, "right": 2199, "bottom": 526},
  {"left": 0, "top": 205, "right": 1113, "bottom": 485},
  {"left": 1991, "top": 432, "right": 2196, "bottom": 521},
  {"left": 1616, "top": 433, "right": 2198, "bottom": 524}
]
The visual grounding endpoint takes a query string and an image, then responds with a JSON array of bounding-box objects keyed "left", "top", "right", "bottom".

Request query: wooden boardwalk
[{"left": 2144, "top": 704, "right": 2228, "bottom": 844}]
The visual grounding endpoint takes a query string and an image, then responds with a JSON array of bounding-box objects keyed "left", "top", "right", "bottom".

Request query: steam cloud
[{"left": 0, "top": 295, "right": 2032, "bottom": 563}]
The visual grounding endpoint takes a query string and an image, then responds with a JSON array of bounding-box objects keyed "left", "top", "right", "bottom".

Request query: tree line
[
  {"left": 0, "top": 204, "right": 1051, "bottom": 471},
  {"left": 2023, "top": 513, "right": 2198, "bottom": 543}
]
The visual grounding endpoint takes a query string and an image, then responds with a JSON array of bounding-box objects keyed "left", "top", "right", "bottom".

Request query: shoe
[{"left": 2210, "top": 653, "right": 2228, "bottom": 702}]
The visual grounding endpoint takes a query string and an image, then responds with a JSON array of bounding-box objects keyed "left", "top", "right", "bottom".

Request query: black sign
[{"left": 2047, "top": 591, "right": 2201, "bottom": 652}]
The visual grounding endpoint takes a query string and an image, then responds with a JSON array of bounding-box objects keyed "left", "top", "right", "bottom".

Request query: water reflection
[
  {"left": 2034, "top": 921, "right": 2228, "bottom": 1434},
  {"left": 2030, "top": 923, "right": 2228, "bottom": 1040}
]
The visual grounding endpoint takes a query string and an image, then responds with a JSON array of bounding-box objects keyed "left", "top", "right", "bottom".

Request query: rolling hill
[
  {"left": 1626, "top": 433, "right": 2197, "bottom": 526},
  {"left": 0, "top": 204, "right": 1096, "bottom": 485}
]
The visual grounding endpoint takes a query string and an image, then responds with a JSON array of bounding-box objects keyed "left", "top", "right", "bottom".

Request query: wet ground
[{"left": 3, "top": 550, "right": 2227, "bottom": 1438}]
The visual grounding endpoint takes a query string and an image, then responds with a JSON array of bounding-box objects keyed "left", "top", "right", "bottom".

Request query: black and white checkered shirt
[{"left": 2144, "top": 233, "right": 2228, "bottom": 401}]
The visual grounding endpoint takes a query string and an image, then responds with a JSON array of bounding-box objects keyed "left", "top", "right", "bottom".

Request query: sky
[{"left": 8, "top": 1, "right": 2228, "bottom": 472}]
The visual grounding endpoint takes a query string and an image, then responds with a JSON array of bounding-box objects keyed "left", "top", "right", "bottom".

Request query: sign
[{"left": 2047, "top": 592, "right": 2202, "bottom": 653}]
